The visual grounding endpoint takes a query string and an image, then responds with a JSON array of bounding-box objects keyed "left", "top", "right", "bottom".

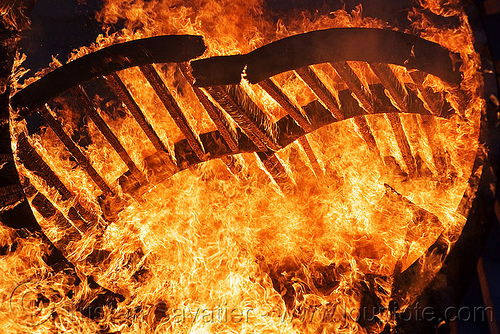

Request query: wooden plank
[
  {"left": 295, "top": 66, "right": 344, "bottom": 120},
  {"left": 370, "top": 63, "right": 417, "bottom": 177},
  {"left": 330, "top": 61, "right": 374, "bottom": 113},
  {"left": 203, "top": 85, "right": 280, "bottom": 151},
  {"left": 104, "top": 72, "right": 174, "bottom": 161},
  {"left": 140, "top": 64, "right": 207, "bottom": 161},
  {"left": 71, "top": 86, "right": 147, "bottom": 184},
  {"left": 329, "top": 61, "right": 382, "bottom": 158},
  {"left": 259, "top": 78, "right": 313, "bottom": 132},
  {"left": 178, "top": 62, "right": 239, "bottom": 152},
  {"left": 12, "top": 35, "right": 206, "bottom": 117},
  {"left": 257, "top": 151, "right": 295, "bottom": 193},
  {"left": 38, "top": 105, "right": 113, "bottom": 195},
  {"left": 409, "top": 71, "right": 445, "bottom": 116},
  {"left": 257, "top": 78, "right": 322, "bottom": 178}
]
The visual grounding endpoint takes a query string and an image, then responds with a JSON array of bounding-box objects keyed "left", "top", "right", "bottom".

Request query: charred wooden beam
[
  {"left": 409, "top": 71, "right": 446, "bottom": 116},
  {"left": 203, "top": 85, "right": 280, "bottom": 151},
  {"left": 170, "top": 83, "right": 452, "bottom": 170},
  {"left": 178, "top": 62, "right": 239, "bottom": 152},
  {"left": 418, "top": 115, "right": 447, "bottom": 177},
  {"left": 191, "top": 28, "right": 462, "bottom": 86},
  {"left": 257, "top": 79, "right": 322, "bottom": 177},
  {"left": 295, "top": 66, "right": 344, "bottom": 120},
  {"left": 370, "top": 63, "right": 408, "bottom": 112},
  {"left": 71, "top": 86, "right": 147, "bottom": 184},
  {"left": 297, "top": 136, "right": 323, "bottom": 178},
  {"left": 104, "top": 72, "right": 174, "bottom": 162},
  {"left": 12, "top": 35, "right": 206, "bottom": 118},
  {"left": 369, "top": 63, "right": 418, "bottom": 177},
  {"left": 38, "top": 105, "right": 113, "bottom": 196},
  {"left": 31, "top": 192, "right": 82, "bottom": 249},
  {"left": 259, "top": 78, "right": 312, "bottom": 132},
  {"left": 17, "top": 132, "right": 72, "bottom": 200},
  {"left": 329, "top": 61, "right": 382, "bottom": 158},
  {"left": 386, "top": 113, "right": 417, "bottom": 178},
  {"left": 140, "top": 64, "right": 207, "bottom": 162},
  {"left": 257, "top": 151, "right": 295, "bottom": 193},
  {"left": 330, "top": 61, "right": 374, "bottom": 113},
  {"left": 17, "top": 132, "right": 104, "bottom": 230}
]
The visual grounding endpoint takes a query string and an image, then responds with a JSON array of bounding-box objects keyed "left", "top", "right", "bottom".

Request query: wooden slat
[
  {"left": 369, "top": 63, "right": 408, "bottom": 112},
  {"left": 104, "top": 72, "right": 174, "bottom": 161},
  {"left": 257, "top": 151, "right": 295, "bottom": 193},
  {"left": 329, "top": 61, "right": 382, "bottom": 158},
  {"left": 297, "top": 136, "right": 323, "bottom": 178},
  {"left": 140, "top": 64, "right": 207, "bottom": 161},
  {"left": 203, "top": 85, "right": 280, "bottom": 151},
  {"left": 178, "top": 62, "right": 239, "bottom": 152},
  {"left": 71, "top": 86, "right": 147, "bottom": 184},
  {"left": 38, "top": 105, "right": 113, "bottom": 195},
  {"left": 330, "top": 61, "right": 374, "bottom": 113},
  {"left": 17, "top": 133, "right": 104, "bottom": 231},
  {"left": 409, "top": 71, "right": 445, "bottom": 116},
  {"left": 294, "top": 66, "right": 344, "bottom": 120},
  {"left": 386, "top": 113, "right": 417, "bottom": 178},
  {"left": 259, "top": 78, "right": 313, "bottom": 132},
  {"left": 17, "top": 132, "right": 72, "bottom": 200},
  {"left": 370, "top": 63, "right": 417, "bottom": 177},
  {"left": 257, "top": 78, "right": 322, "bottom": 178}
]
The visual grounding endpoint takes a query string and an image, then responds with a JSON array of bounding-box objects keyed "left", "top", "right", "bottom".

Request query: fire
[{"left": 2, "top": 0, "right": 483, "bottom": 333}]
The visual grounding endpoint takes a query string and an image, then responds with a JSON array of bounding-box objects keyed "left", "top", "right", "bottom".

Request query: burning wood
[{"left": 2, "top": 1, "right": 485, "bottom": 333}]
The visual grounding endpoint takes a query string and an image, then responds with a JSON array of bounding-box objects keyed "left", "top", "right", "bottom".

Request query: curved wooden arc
[
  {"left": 11, "top": 35, "right": 206, "bottom": 118},
  {"left": 191, "top": 28, "right": 462, "bottom": 86}
]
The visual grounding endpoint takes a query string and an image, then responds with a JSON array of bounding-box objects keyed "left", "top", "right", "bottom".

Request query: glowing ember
[{"left": 2, "top": 0, "right": 483, "bottom": 333}]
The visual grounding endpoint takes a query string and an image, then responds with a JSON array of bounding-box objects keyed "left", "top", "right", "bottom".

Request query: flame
[{"left": 3, "top": 0, "right": 483, "bottom": 333}]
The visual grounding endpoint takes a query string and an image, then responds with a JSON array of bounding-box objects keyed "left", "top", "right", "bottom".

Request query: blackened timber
[
  {"left": 370, "top": 63, "right": 408, "bottom": 112},
  {"left": 140, "top": 64, "right": 207, "bottom": 161},
  {"left": 369, "top": 64, "right": 417, "bottom": 177},
  {"left": 31, "top": 192, "right": 82, "bottom": 249},
  {"left": 38, "top": 105, "right": 113, "bottom": 196},
  {"left": 71, "top": 86, "right": 147, "bottom": 184},
  {"left": 190, "top": 28, "right": 462, "bottom": 87},
  {"left": 172, "top": 83, "right": 451, "bottom": 169},
  {"left": 297, "top": 136, "right": 323, "bottom": 178},
  {"left": 259, "top": 78, "right": 313, "bottom": 132},
  {"left": 12, "top": 35, "right": 206, "bottom": 118},
  {"left": 330, "top": 62, "right": 374, "bottom": 113},
  {"left": 204, "top": 85, "right": 280, "bottom": 151},
  {"left": 17, "top": 132, "right": 72, "bottom": 200},
  {"left": 104, "top": 73, "right": 173, "bottom": 160},
  {"left": 352, "top": 117, "right": 381, "bottom": 158},
  {"left": 386, "top": 113, "right": 417, "bottom": 178},
  {"left": 409, "top": 71, "right": 446, "bottom": 116},
  {"left": 257, "top": 151, "right": 295, "bottom": 193},
  {"left": 17, "top": 132, "right": 104, "bottom": 230},
  {"left": 329, "top": 61, "right": 381, "bottom": 157},
  {"left": 257, "top": 79, "right": 322, "bottom": 178},
  {"left": 294, "top": 66, "right": 344, "bottom": 120},
  {"left": 178, "top": 63, "right": 239, "bottom": 152}
]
